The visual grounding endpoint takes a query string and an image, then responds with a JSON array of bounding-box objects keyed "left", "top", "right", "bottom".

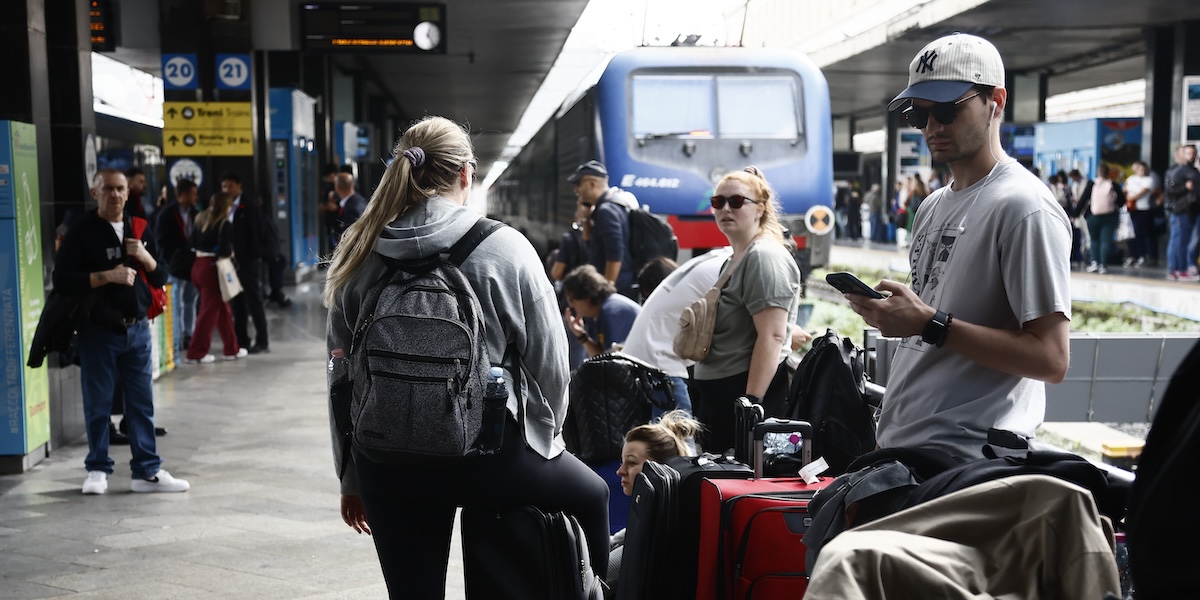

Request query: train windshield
[{"left": 631, "top": 73, "right": 801, "bottom": 140}]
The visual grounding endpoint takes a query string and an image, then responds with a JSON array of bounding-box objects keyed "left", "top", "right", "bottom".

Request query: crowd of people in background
[{"left": 835, "top": 143, "right": 1200, "bottom": 281}]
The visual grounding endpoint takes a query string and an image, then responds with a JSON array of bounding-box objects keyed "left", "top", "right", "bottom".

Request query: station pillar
[
  {"left": 1005, "top": 72, "right": 1047, "bottom": 125},
  {"left": 1144, "top": 21, "right": 1200, "bottom": 176},
  {"left": 0, "top": 0, "right": 96, "bottom": 468}
]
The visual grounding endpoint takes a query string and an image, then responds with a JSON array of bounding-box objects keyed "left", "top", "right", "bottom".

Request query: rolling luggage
[
  {"left": 616, "top": 461, "right": 679, "bottom": 599},
  {"left": 697, "top": 403, "right": 833, "bottom": 600},
  {"left": 616, "top": 453, "right": 755, "bottom": 599},
  {"left": 461, "top": 505, "right": 605, "bottom": 600}
]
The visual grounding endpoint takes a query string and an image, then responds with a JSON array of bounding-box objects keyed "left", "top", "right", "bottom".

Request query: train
[{"left": 488, "top": 45, "right": 835, "bottom": 266}]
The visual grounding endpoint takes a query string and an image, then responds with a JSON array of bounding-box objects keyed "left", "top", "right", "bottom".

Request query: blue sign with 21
[{"left": 215, "top": 54, "right": 252, "bottom": 91}]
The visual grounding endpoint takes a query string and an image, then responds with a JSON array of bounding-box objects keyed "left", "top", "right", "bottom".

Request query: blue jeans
[
  {"left": 1168, "top": 212, "right": 1194, "bottom": 273},
  {"left": 1188, "top": 212, "right": 1200, "bottom": 268},
  {"left": 650, "top": 375, "right": 693, "bottom": 419},
  {"left": 1086, "top": 213, "right": 1119, "bottom": 266},
  {"left": 170, "top": 276, "right": 197, "bottom": 351},
  {"left": 78, "top": 321, "right": 161, "bottom": 478}
]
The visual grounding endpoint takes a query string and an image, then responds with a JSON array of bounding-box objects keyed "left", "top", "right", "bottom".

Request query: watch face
[{"left": 414, "top": 21, "right": 440, "bottom": 50}]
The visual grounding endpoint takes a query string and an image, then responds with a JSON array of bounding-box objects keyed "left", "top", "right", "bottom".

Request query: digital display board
[
  {"left": 300, "top": 3, "right": 447, "bottom": 53},
  {"left": 90, "top": 0, "right": 116, "bottom": 52}
]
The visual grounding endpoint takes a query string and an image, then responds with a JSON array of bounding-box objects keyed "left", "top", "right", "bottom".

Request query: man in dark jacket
[
  {"left": 569, "top": 160, "right": 639, "bottom": 299},
  {"left": 330, "top": 172, "right": 368, "bottom": 247},
  {"left": 221, "top": 171, "right": 270, "bottom": 353},
  {"left": 1164, "top": 144, "right": 1200, "bottom": 280},
  {"left": 154, "top": 178, "right": 199, "bottom": 352},
  {"left": 54, "top": 168, "right": 190, "bottom": 495}
]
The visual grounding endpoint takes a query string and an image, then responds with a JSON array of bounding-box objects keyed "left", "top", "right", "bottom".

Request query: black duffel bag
[{"left": 564, "top": 352, "right": 675, "bottom": 464}]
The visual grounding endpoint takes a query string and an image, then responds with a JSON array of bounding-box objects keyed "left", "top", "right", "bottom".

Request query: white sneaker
[
  {"left": 183, "top": 355, "right": 215, "bottom": 364},
  {"left": 131, "top": 469, "right": 191, "bottom": 493},
  {"left": 82, "top": 471, "right": 108, "bottom": 495},
  {"left": 223, "top": 348, "right": 249, "bottom": 360},
  {"left": 1085, "top": 261, "right": 1100, "bottom": 273}
]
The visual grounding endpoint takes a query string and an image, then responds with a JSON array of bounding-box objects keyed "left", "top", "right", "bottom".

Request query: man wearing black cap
[
  {"left": 568, "top": 160, "right": 640, "bottom": 298},
  {"left": 843, "top": 33, "right": 1071, "bottom": 461}
]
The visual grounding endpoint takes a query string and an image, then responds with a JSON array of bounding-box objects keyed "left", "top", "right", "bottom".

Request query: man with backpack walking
[
  {"left": 570, "top": 160, "right": 640, "bottom": 299},
  {"left": 845, "top": 33, "right": 1071, "bottom": 461}
]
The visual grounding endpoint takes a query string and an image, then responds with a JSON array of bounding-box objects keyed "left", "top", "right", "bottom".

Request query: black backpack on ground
[
  {"left": 626, "top": 206, "right": 678, "bottom": 272},
  {"left": 462, "top": 504, "right": 606, "bottom": 600},
  {"left": 564, "top": 352, "right": 675, "bottom": 464},
  {"left": 1124, "top": 339, "right": 1200, "bottom": 599},
  {"left": 783, "top": 329, "right": 877, "bottom": 475}
]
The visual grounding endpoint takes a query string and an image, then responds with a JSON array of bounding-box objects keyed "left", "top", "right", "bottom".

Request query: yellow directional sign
[
  {"left": 805, "top": 205, "right": 835, "bottom": 236},
  {"left": 163, "top": 132, "right": 253, "bottom": 156},
  {"left": 163, "top": 102, "right": 253, "bottom": 156}
]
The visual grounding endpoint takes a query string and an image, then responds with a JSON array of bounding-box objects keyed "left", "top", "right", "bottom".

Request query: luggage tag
[{"left": 798, "top": 456, "right": 829, "bottom": 484}]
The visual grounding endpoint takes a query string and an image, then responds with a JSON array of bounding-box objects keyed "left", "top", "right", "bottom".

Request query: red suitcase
[{"left": 696, "top": 412, "right": 833, "bottom": 600}]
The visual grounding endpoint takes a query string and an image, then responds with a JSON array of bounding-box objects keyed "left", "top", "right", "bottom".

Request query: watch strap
[{"left": 921, "top": 310, "right": 953, "bottom": 348}]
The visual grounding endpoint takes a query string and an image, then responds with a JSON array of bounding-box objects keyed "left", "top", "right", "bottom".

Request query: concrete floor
[{"left": 0, "top": 280, "right": 467, "bottom": 599}]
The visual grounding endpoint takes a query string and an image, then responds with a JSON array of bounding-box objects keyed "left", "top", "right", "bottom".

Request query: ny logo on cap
[{"left": 916, "top": 50, "right": 938, "bottom": 74}]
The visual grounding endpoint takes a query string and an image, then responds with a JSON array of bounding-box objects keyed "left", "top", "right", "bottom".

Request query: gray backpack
[{"left": 348, "top": 218, "right": 504, "bottom": 462}]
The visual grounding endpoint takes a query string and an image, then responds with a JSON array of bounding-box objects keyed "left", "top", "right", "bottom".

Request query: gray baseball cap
[
  {"left": 888, "top": 33, "right": 1005, "bottom": 111},
  {"left": 568, "top": 160, "right": 608, "bottom": 183}
]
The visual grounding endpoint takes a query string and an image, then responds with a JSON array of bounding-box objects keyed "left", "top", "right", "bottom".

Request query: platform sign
[
  {"left": 162, "top": 53, "right": 198, "bottom": 91},
  {"left": 215, "top": 54, "right": 252, "bottom": 90},
  {"left": 300, "top": 3, "right": 447, "bottom": 53},
  {"left": 163, "top": 102, "right": 253, "bottom": 156}
]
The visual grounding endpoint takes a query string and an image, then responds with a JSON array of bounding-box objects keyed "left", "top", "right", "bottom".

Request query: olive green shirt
[{"left": 694, "top": 240, "right": 801, "bottom": 380}]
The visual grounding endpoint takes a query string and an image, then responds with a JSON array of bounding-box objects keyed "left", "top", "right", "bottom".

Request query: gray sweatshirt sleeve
[{"left": 327, "top": 282, "right": 362, "bottom": 496}]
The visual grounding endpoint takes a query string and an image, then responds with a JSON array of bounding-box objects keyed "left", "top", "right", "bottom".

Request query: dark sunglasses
[
  {"left": 902, "top": 92, "right": 981, "bottom": 129},
  {"left": 710, "top": 194, "right": 760, "bottom": 210},
  {"left": 463, "top": 159, "right": 478, "bottom": 181}
]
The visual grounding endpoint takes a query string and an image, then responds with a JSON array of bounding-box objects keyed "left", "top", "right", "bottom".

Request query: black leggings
[
  {"left": 692, "top": 362, "right": 791, "bottom": 455},
  {"left": 354, "top": 416, "right": 610, "bottom": 599}
]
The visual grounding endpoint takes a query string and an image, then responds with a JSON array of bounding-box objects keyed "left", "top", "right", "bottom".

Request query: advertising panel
[{"left": 0, "top": 120, "right": 49, "bottom": 456}]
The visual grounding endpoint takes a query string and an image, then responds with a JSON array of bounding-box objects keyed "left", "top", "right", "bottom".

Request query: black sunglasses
[
  {"left": 710, "top": 194, "right": 760, "bottom": 210},
  {"left": 463, "top": 159, "right": 478, "bottom": 181},
  {"left": 902, "top": 92, "right": 982, "bottom": 129}
]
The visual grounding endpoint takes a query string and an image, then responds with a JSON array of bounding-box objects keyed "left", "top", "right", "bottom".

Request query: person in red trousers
[{"left": 184, "top": 192, "right": 246, "bottom": 364}]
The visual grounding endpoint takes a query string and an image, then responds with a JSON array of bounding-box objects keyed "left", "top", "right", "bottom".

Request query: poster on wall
[
  {"left": 1185, "top": 76, "right": 1200, "bottom": 145},
  {"left": 0, "top": 120, "right": 49, "bottom": 456}
]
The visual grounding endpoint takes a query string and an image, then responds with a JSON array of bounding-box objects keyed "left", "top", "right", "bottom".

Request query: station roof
[
  {"left": 102, "top": 0, "right": 1200, "bottom": 167},
  {"left": 821, "top": 0, "right": 1200, "bottom": 125}
]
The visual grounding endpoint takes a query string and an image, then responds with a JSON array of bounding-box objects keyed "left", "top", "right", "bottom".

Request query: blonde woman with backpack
[{"left": 324, "top": 116, "right": 609, "bottom": 597}]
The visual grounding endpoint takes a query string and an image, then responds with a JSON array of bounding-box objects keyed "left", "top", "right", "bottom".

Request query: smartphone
[{"left": 825, "top": 272, "right": 885, "bottom": 299}]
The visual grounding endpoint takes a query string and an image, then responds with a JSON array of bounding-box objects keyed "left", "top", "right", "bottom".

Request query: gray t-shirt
[
  {"left": 877, "top": 161, "right": 1072, "bottom": 459},
  {"left": 695, "top": 240, "right": 801, "bottom": 380}
]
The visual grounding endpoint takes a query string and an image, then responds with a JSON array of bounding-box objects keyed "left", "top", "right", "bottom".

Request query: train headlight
[{"left": 709, "top": 166, "right": 727, "bottom": 184}]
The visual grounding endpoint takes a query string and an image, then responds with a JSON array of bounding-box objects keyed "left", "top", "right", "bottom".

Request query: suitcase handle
[{"left": 752, "top": 418, "right": 813, "bottom": 478}]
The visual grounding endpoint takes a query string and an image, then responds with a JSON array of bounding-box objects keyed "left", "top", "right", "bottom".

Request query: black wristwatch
[{"left": 921, "top": 310, "right": 953, "bottom": 348}]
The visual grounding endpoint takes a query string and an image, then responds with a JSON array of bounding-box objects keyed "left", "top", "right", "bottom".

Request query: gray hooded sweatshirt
[{"left": 327, "top": 196, "right": 570, "bottom": 495}]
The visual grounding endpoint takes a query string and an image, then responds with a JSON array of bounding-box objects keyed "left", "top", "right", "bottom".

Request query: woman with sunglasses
[
  {"left": 324, "top": 116, "right": 610, "bottom": 597},
  {"left": 690, "top": 166, "right": 802, "bottom": 454}
]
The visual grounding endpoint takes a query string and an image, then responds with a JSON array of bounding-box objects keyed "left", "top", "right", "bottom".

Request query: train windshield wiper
[{"left": 637, "top": 131, "right": 696, "bottom": 141}]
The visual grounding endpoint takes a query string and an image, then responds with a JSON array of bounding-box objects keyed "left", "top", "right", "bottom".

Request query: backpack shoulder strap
[{"left": 447, "top": 217, "right": 505, "bottom": 267}]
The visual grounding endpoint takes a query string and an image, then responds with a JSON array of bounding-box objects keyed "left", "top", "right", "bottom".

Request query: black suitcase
[
  {"left": 615, "top": 453, "right": 754, "bottom": 600},
  {"left": 616, "top": 460, "right": 679, "bottom": 599},
  {"left": 461, "top": 505, "right": 606, "bottom": 600}
]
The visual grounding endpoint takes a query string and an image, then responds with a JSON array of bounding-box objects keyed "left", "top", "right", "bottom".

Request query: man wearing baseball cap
[
  {"left": 568, "top": 160, "right": 640, "bottom": 298},
  {"left": 844, "top": 33, "right": 1072, "bottom": 461}
]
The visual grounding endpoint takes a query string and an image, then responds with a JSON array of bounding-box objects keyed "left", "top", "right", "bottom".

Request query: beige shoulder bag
[{"left": 673, "top": 251, "right": 747, "bottom": 362}]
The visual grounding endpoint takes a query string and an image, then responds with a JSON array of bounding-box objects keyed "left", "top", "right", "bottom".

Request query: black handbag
[{"left": 564, "top": 352, "right": 676, "bottom": 464}]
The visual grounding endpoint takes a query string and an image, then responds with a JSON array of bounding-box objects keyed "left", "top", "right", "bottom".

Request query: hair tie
[{"left": 403, "top": 147, "right": 426, "bottom": 168}]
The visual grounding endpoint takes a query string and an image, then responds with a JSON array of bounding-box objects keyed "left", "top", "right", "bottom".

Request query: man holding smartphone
[{"left": 844, "top": 33, "right": 1071, "bottom": 461}]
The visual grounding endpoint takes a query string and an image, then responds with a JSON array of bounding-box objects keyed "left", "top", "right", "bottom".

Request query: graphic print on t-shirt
[{"left": 903, "top": 222, "right": 961, "bottom": 351}]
